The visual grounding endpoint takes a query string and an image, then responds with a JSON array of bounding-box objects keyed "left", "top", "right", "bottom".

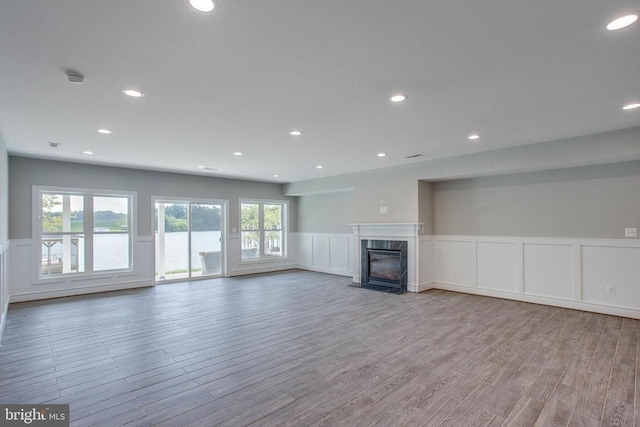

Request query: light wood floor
[{"left": 1, "top": 270, "right": 638, "bottom": 426}]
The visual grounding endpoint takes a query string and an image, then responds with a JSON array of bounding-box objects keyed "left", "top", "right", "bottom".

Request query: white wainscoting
[
  {"left": 433, "top": 235, "right": 640, "bottom": 319},
  {"left": 293, "top": 232, "right": 354, "bottom": 277},
  {"left": 477, "top": 241, "right": 519, "bottom": 293},
  {"left": 8, "top": 236, "right": 155, "bottom": 302},
  {"left": 226, "top": 233, "right": 298, "bottom": 276},
  {"left": 293, "top": 232, "right": 433, "bottom": 292},
  {"left": 581, "top": 245, "right": 640, "bottom": 309},
  {"left": 0, "top": 240, "right": 9, "bottom": 343},
  {"left": 11, "top": 231, "right": 637, "bottom": 320},
  {"left": 418, "top": 236, "right": 435, "bottom": 292}
]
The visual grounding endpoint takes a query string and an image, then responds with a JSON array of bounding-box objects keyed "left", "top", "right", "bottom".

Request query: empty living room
[{"left": 1, "top": 1, "right": 640, "bottom": 426}]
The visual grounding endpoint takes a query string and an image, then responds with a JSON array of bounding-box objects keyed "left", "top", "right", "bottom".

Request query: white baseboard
[
  {"left": 9, "top": 281, "right": 154, "bottom": 303},
  {"left": 228, "top": 263, "right": 298, "bottom": 277},
  {"left": 409, "top": 282, "right": 434, "bottom": 293},
  {"left": 431, "top": 282, "right": 640, "bottom": 320},
  {"left": 0, "top": 301, "right": 8, "bottom": 345},
  {"left": 296, "top": 264, "right": 352, "bottom": 277}
]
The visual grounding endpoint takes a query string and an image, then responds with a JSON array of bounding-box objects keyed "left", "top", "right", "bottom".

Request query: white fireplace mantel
[
  {"left": 350, "top": 223, "right": 423, "bottom": 292},
  {"left": 349, "top": 223, "right": 422, "bottom": 238}
]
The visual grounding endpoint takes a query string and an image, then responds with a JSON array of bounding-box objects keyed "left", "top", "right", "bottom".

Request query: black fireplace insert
[{"left": 359, "top": 239, "right": 408, "bottom": 293}]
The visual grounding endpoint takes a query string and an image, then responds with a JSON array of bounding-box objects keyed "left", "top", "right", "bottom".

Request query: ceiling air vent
[
  {"left": 47, "top": 141, "right": 61, "bottom": 148},
  {"left": 405, "top": 154, "right": 423, "bottom": 159}
]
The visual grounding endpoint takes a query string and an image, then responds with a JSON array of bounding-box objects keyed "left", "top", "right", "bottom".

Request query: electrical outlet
[
  {"left": 625, "top": 228, "right": 637, "bottom": 238},
  {"left": 380, "top": 206, "right": 388, "bottom": 214},
  {"left": 606, "top": 286, "right": 616, "bottom": 295}
]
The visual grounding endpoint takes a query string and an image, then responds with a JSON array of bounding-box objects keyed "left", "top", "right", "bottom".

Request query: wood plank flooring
[{"left": 0, "top": 270, "right": 638, "bottom": 426}]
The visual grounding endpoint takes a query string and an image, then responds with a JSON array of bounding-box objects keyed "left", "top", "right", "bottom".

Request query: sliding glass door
[{"left": 155, "top": 199, "right": 225, "bottom": 282}]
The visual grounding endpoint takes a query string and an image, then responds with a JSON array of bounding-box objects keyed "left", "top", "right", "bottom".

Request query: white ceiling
[{"left": 0, "top": 0, "right": 639, "bottom": 183}]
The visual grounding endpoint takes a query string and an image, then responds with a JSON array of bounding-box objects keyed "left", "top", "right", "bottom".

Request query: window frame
[
  {"left": 239, "top": 199, "right": 288, "bottom": 262},
  {"left": 33, "top": 186, "right": 136, "bottom": 280}
]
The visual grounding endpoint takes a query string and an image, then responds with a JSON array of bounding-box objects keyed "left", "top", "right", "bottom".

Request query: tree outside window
[
  {"left": 241, "top": 201, "right": 286, "bottom": 260},
  {"left": 38, "top": 188, "right": 133, "bottom": 276}
]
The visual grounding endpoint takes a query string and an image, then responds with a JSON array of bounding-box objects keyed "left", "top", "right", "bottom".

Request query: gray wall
[
  {"left": 286, "top": 127, "right": 640, "bottom": 238},
  {"left": 286, "top": 163, "right": 421, "bottom": 224},
  {"left": 0, "top": 133, "right": 7, "bottom": 331},
  {"left": 285, "top": 127, "right": 640, "bottom": 228},
  {"left": 9, "top": 157, "right": 296, "bottom": 239},
  {"left": 433, "top": 161, "right": 640, "bottom": 239},
  {"left": 418, "top": 180, "right": 433, "bottom": 235},
  {"left": 0, "top": 134, "right": 7, "bottom": 244},
  {"left": 296, "top": 191, "right": 354, "bottom": 234}
]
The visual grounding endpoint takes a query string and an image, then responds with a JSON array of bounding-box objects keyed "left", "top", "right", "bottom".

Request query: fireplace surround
[
  {"left": 360, "top": 240, "right": 408, "bottom": 293},
  {"left": 350, "top": 223, "right": 422, "bottom": 293}
]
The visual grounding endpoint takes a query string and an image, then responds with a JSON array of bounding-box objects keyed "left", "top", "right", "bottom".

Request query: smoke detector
[{"left": 65, "top": 69, "right": 86, "bottom": 84}]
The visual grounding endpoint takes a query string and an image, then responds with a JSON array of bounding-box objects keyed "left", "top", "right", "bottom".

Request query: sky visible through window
[{"left": 45, "top": 195, "right": 128, "bottom": 213}]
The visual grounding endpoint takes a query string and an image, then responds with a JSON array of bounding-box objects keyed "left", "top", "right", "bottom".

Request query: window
[
  {"left": 37, "top": 188, "right": 134, "bottom": 276},
  {"left": 154, "top": 199, "right": 226, "bottom": 281},
  {"left": 240, "top": 201, "right": 287, "bottom": 260}
]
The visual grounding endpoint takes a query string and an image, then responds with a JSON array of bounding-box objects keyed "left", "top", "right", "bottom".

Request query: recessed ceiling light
[
  {"left": 97, "top": 129, "right": 112, "bottom": 134},
  {"left": 273, "top": 174, "right": 280, "bottom": 178},
  {"left": 188, "top": 0, "right": 215, "bottom": 12},
  {"left": 197, "top": 165, "right": 205, "bottom": 169},
  {"left": 390, "top": 94, "right": 407, "bottom": 103},
  {"left": 607, "top": 14, "right": 638, "bottom": 30},
  {"left": 289, "top": 130, "right": 303, "bottom": 136},
  {"left": 316, "top": 165, "right": 323, "bottom": 169},
  {"left": 234, "top": 152, "right": 243, "bottom": 156},
  {"left": 622, "top": 103, "right": 640, "bottom": 110},
  {"left": 83, "top": 151, "right": 94, "bottom": 155},
  {"left": 122, "top": 89, "right": 144, "bottom": 98},
  {"left": 468, "top": 134, "right": 481, "bottom": 140},
  {"left": 377, "top": 153, "right": 387, "bottom": 157}
]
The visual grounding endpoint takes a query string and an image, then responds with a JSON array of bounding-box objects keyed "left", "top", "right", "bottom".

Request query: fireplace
[
  {"left": 350, "top": 223, "right": 421, "bottom": 292},
  {"left": 360, "top": 239, "right": 408, "bottom": 293},
  {"left": 367, "top": 249, "right": 401, "bottom": 285}
]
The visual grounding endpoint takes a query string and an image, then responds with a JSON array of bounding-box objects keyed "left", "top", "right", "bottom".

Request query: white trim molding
[
  {"left": 8, "top": 229, "right": 640, "bottom": 322},
  {"left": 292, "top": 231, "right": 640, "bottom": 318},
  {"left": 430, "top": 235, "right": 640, "bottom": 319},
  {"left": 227, "top": 232, "right": 296, "bottom": 276},
  {"left": 8, "top": 236, "right": 154, "bottom": 303},
  {"left": 293, "top": 232, "right": 354, "bottom": 277},
  {"left": 0, "top": 239, "right": 8, "bottom": 344}
]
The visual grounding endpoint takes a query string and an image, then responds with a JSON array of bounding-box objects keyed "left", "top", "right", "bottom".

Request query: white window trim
[
  {"left": 33, "top": 185, "right": 137, "bottom": 281},
  {"left": 239, "top": 198, "right": 289, "bottom": 263}
]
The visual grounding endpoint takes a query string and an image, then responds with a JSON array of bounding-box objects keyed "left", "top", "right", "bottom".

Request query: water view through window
[
  {"left": 155, "top": 200, "right": 224, "bottom": 281},
  {"left": 39, "top": 190, "right": 132, "bottom": 275}
]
